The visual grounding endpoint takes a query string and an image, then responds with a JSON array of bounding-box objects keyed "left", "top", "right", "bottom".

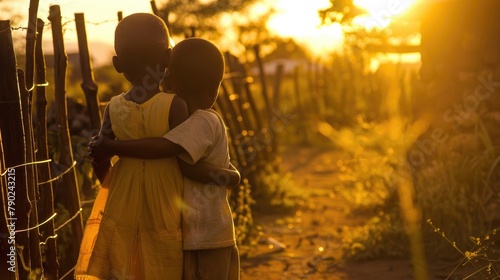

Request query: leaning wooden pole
[
  {"left": 24, "top": 0, "right": 40, "bottom": 92},
  {"left": 48, "top": 5, "right": 84, "bottom": 269},
  {"left": 150, "top": 0, "right": 160, "bottom": 16},
  {"left": 75, "top": 13, "right": 101, "bottom": 131},
  {"left": 224, "top": 53, "right": 243, "bottom": 95},
  {"left": 34, "top": 18, "right": 58, "bottom": 280},
  {"left": 241, "top": 68, "right": 264, "bottom": 133},
  {"left": 213, "top": 99, "right": 247, "bottom": 172},
  {"left": 293, "top": 67, "right": 307, "bottom": 144},
  {"left": 18, "top": 69, "right": 43, "bottom": 280},
  {"left": 271, "top": 64, "right": 284, "bottom": 155},
  {"left": 272, "top": 64, "right": 284, "bottom": 111},
  {"left": 224, "top": 53, "right": 256, "bottom": 134},
  {"left": 150, "top": 0, "right": 169, "bottom": 29},
  {"left": 0, "top": 20, "right": 29, "bottom": 280}
]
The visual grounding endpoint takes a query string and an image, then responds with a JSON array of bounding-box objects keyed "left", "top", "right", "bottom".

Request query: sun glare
[
  {"left": 14, "top": 0, "right": 418, "bottom": 63},
  {"left": 266, "top": 0, "right": 417, "bottom": 56},
  {"left": 267, "top": 0, "right": 344, "bottom": 56},
  {"left": 353, "top": 0, "right": 417, "bottom": 29}
]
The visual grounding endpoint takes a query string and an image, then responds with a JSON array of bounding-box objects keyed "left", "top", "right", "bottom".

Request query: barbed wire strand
[
  {"left": 15, "top": 213, "right": 57, "bottom": 233},
  {"left": 1, "top": 159, "right": 52, "bottom": 176},
  {"left": 80, "top": 199, "right": 96, "bottom": 206},
  {"left": 38, "top": 160, "right": 77, "bottom": 185},
  {"left": 40, "top": 234, "right": 58, "bottom": 245},
  {"left": 59, "top": 265, "right": 77, "bottom": 280},
  {"left": 4, "top": 17, "right": 118, "bottom": 33},
  {"left": 0, "top": 21, "right": 51, "bottom": 33},
  {"left": 35, "top": 81, "right": 49, "bottom": 87},
  {"left": 54, "top": 208, "right": 82, "bottom": 232},
  {"left": 68, "top": 16, "right": 118, "bottom": 26}
]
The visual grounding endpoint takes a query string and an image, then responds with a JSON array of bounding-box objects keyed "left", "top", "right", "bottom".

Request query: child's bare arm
[
  {"left": 90, "top": 96, "right": 188, "bottom": 159},
  {"left": 178, "top": 159, "right": 241, "bottom": 189},
  {"left": 91, "top": 105, "right": 114, "bottom": 184},
  {"left": 93, "top": 136, "right": 185, "bottom": 159},
  {"left": 90, "top": 96, "right": 240, "bottom": 187}
]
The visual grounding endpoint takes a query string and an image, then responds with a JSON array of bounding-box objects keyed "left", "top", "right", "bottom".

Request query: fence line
[
  {"left": 0, "top": 4, "right": 312, "bottom": 279},
  {"left": 15, "top": 213, "right": 57, "bottom": 233},
  {"left": 0, "top": 159, "right": 51, "bottom": 176},
  {"left": 37, "top": 161, "right": 77, "bottom": 185}
]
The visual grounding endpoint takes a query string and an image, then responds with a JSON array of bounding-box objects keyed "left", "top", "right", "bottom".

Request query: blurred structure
[
  {"left": 417, "top": 0, "right": 500, "bottom": 158},
  {"left": 414, "top": 0, "right": 500, "bottom": 236}
]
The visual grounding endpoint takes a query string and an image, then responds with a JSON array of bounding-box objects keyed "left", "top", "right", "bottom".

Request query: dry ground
[{"left": 239, "top": 145, "right": 472, "bottom": 280}]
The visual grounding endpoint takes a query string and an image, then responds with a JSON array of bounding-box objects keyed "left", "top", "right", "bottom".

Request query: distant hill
[{"left": 42, "top": 40, "right": 114, "bottom": 67}]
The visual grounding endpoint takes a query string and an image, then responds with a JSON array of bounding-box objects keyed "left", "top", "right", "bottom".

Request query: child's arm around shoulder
[
  {"left": 170, "top": 107, "right": 241, "bottom": 188},
  {"left": 91, "top": 95, "right": 187, "bottom": 159},
  {"left": 90, "top": 96, "right": 239, "bottom": 187},
  {"left": 178, "top": 159, "right": 241, "bottom": 189}
]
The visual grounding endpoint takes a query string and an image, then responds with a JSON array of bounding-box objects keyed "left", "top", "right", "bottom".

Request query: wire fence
[{"left": 0, "top": 3, "right": 300, "bottom": 279}]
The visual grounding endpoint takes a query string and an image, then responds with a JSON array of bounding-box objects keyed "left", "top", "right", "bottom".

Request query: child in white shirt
[{"left": 90, "top": 38, "right": 240, "bottom": 280}]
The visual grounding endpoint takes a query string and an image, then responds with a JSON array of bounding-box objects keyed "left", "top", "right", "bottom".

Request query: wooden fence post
[
  {"left": 272, "top": 64, "right": 284, "bottom": 111},
  {"left": 321, "top": 65, "right": 333, "bottom": 117},
  {"left": 75, "top": 13, "right": 101, "bottom": 131},
  {"left": 220, "top": 84, "right": 245, "bottom": 133},
  {"left": 35, "top": 18, "right": 58, "bottom": 280},
  {"left": 117, "top": 11, "right": 123, "bottom": 22},
  {"left": 0, "top": 20, "right": 29, "bottom": 280},
  {"left": 307, "top": 60, "right": 318, "bottom": 115},
  {"left": 242, "top": 77, "right": 263, "bottom": 131},
  {"left": 293, "top": 66, "right": 307, "bottom": 144},
  {"left": 224, "top": 53, "right": 258, "bottom": 136},
  {"left": 271, "top": 63, "right": 284, "bottom": 154},
  {"left": 241, "top": 74, "right": 264, "bottom": 133},
  {"left": 253, "top": 44, "right": 272, "bottom": 119},
  {"left": 150, "top": 0, "right": 160, "bottom": 16},
  {"left": 24, "top": 0, "right": 40, "bottom": 92},
  {"left": 212, "top": 100, "right": 244, "bottom": 169},
  {"left": 224, "top": 53, "right": 243, "bottom": 96},
  {"left": 48, "top": 5, "right": 84, "bottom": 274},
  {"left": 150, "top": 0, "right": 170, "bottom": 29}
]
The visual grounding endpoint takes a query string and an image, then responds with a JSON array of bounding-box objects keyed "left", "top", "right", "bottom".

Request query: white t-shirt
[{"left": 164, "top": 109, "right": 236, "bottom": 250}]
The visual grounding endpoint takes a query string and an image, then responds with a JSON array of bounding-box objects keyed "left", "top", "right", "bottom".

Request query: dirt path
[{"left": 240, "top": 146, "right": 452, "bottom": 280}]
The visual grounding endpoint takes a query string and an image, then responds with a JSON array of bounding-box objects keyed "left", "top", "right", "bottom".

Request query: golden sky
[{"left": 9, "top": 0, "right": 418, "bottom": 65}]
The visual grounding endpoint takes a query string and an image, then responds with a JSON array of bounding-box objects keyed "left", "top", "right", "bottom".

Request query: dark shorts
[{"left": 183, "top": 245, "right": 240, "bottom": 280}]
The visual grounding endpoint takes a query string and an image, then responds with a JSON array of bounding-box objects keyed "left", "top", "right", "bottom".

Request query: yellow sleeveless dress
[{"left": 75, "top": 92, "right": 184, "bottom": 280}]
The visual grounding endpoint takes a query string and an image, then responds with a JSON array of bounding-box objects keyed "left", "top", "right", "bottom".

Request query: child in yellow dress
[
  {"left": 90, "top": 38, "right": 240, "bottom": 280},
  {"left": 75, "top": 14, "right": 239, "bottom": 280}
]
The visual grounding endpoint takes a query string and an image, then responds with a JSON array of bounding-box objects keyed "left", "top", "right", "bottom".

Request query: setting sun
[{"left": 266, "top": 0, "right": 344, "bottom": 56}]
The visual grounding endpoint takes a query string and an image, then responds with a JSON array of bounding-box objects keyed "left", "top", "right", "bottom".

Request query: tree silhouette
[
  {"left": 319, "top": 0, "right": 364, "bottom": 24},
  {"left": 158, "top": 0, "right": 260, "bottom": 37}
]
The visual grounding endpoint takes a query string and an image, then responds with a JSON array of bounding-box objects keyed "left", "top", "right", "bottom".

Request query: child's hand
[
  {"left": 88, "top": 135, "right": 113, "bottom": 159},
  {"left": 91, "top": 155, "right": 110, "bottom": 169}
]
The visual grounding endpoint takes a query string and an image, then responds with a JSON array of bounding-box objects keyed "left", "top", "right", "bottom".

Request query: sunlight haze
[
  {"left": 14, "top": 0, "right": 349, "bottom": 60},
  {"left": 11, "top": 0, "right": 418, "bottom": 63},
  {"left": 353, "top": 0, "right": 417, "bottom": 29}
]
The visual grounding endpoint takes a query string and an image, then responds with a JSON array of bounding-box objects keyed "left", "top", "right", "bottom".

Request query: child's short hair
[
  {"left": 114, "top": 13, "right": 170, "bottom": 66},
  {"left": 169, "top": 38, "right": 225, "bottom": 91}
]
